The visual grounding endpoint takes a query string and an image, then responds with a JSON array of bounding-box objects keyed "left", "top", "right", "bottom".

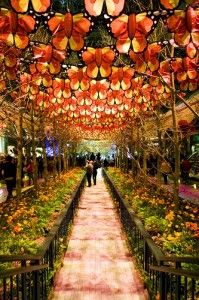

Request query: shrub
[{"left": 144, "top": 216, "right": 167, "bottom": 234}]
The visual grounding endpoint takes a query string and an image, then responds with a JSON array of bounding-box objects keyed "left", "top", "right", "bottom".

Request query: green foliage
[
  {"left": 144, "top": 216, "right": 167, "bottom": 234},
  {"left": 0, "top": 168, "right": 84, "bottom": 255},
  {"left": 107, "top": 167, "right": 199, "bottom": 256}
]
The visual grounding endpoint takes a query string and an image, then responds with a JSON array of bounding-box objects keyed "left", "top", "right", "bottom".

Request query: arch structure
[{"left": 0, "top": 0, "right": 198, "bottom": 141}]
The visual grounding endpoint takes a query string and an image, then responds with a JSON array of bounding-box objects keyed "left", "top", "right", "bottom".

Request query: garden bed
[
  {"left": 0, "top": 168, "right": 84, "bottom": 256},
  {"left": 107, "top": 167, "right": 199, "bottom": 256}
]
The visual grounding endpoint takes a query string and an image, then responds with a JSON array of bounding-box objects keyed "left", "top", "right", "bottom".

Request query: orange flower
[
  {"left": 165, "top": 211, "right": 174, "bottom": 222},
  {"left": 13, "top": 224, "right": 22, "bottom": 233},
  {"left": 185, "top": 222, "right": 198, "bottom": 231}
]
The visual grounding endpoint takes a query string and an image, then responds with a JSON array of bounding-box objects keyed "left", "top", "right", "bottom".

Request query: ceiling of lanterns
[{"left": 0, "top": 0, "right": 198, "bottom": 140}]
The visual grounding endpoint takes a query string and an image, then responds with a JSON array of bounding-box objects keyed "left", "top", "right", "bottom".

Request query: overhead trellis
[{"left": 0, "top": 0, "right": 198, "bottom": 139}]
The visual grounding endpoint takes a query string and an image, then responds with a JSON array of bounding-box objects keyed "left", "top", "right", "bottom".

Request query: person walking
[
  {"left": 180, "top": 157, "right": 191, "bottom": 183},
  {"left": 85, "top": 160, "right": 93, "bottom": 187},
  {"left": 2, "top": 155, "right": 16, "bottom": 200},
  {"left": 160, "top": 158, "right": 172, "bottom": 185},
  {"left": 92, "top": 160, "right": 99, "bottom": 185},
  {"left": 37, "top": 156, "right": 44, "bottom": 178}
]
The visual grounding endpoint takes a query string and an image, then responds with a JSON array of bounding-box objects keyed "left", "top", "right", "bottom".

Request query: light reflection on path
[{"left": 50, "top": 170, "right": 148, "bottom": 300}]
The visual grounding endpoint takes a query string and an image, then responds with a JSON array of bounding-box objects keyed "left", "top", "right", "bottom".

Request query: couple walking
[{"left": 85, "top": 160, "right": 99, "bottom": 187}]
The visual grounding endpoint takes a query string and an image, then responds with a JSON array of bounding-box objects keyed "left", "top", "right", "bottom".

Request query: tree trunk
[
  {"left": 42, "top": 135, "right": 48, "bottom": 185},
  {"left": 156, "top": 111, "right": 163, "bottom": 180},
  {"left": 63, "top": 145, "right": 67, "bottom": 172},
  {"left": 171, "top": 88, "right": 180, "bottom": 213},
  {"left": 58, "top": 139, "right": 62, "bottom": 176},
  {"left": 30, "top": 103, "right": 38, "bottom": 193},
  {"left": 170, "top": 45, "right": 180, "bottom": 216},
  {"left": 16, "top": 109, "right": 23, "bottom": 199},
  {"left": 53, "top": 120, "right": 57, "bottom": 178}
]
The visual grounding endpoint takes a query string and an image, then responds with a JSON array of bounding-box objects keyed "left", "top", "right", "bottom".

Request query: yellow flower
[
  {"left": 174, "top": 231, "right": 182, "bottom": 238},
  {"left": 167, "top": 234, "right": 175, "bottom": 241},
  {"left": 165, "top": 211, "right": 174, "bottom": 222}
]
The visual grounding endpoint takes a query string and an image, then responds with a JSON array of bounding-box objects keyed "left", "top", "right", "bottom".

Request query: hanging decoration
[
  {"left": 82, "top": 47, "right": 115, "bottom": 78},
  {"left": 171, "top": 57, "right": 199, "bottom": 91},
  {"left": 10, "top": 0, "right": 51, "bottom": 13},
  {"left": 110, "top": 12, "right": 155, "bottom": 53},
  {"left": 109, "top": 66, "right": 134, "bottom": 90},
  {"left": 166, "top": 6, "right": 199, "bottom": 58},
  {"left": 160, "top": 0, "right": 180, "bottom": 9},
  {"left": 32, "top": 43, "right": 66, "bottom": 75},
  {"left": 129, "top": 43, "right": 163, "bottom": 73},
  {"left": 51, "top": 78, "right": 71, "bottom": 99},
  {"left": 0, "top": 0, "right": 198, "bottom": 138},
  {"left": 47, "top": 12, "right": 92, "bottom": 51},
  {"left": 84, "top": 0, "right": 125, "bottom": 16},
  {"left": 0, "top": 8, "right": 36, "bottom": 49},
  {"left": 67, "top": 66, "right": 90, "bottom": 91},
  {"left": 0, "top": 44, "right": 21, "bottom": 80}
]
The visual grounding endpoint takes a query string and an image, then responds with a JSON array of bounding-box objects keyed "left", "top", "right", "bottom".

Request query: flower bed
[
  {"left": 107, "top": 167, "right": 199, "bottom": 256},
  {"left": 0, "top": 168, "right": 84, "bottom": 256}
]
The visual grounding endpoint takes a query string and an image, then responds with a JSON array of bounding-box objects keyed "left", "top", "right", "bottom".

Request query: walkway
[{"left": 50, "top": 172, "right": 148, "bottom": 300}]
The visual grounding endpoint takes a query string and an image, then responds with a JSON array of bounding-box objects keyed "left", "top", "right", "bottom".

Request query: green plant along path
[
  {"left": 107, "top": 168, "right": 199, "bottom": 256},
  {"left": 0, "top": 168, "right": 84, "bottom": 256}
]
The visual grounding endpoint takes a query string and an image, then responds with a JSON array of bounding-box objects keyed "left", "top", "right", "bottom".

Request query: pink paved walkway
[{"left": 50, "top": 172, "right": 148, "bottom": 300}]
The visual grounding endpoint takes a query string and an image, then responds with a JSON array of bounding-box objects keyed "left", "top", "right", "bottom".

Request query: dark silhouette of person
[
  {"left": 37, "top": 156, "right": 44, "bottom": 178},
  {"left": 147, "top": 154, "right": 157, "bottom": 176},
  {"left": 90, "top": 152, "right": 95, "bottom": 161},
  {"left": 180, "top": 157, "right": 191, "bottom": 183},
  {"left": 97, "top": 152, "right": 101, "bottom": 163},
  {"left": 85, "top": 161, "right": 93, "bottom": 187},
  {"left": 103, "top": 158, "right": 109, "bottom": 169},
  {"left": 160, "top": 158, "right": 171, "bottom": 185},
  {"left": 2, "top": 155, "right": 16, "bottom": 200},
  {"left": 92, "top": 160, "right": 99, "bottom": 185}
]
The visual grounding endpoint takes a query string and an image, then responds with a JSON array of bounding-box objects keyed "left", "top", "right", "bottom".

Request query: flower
[
  {"left": 13, "top": 223, "right": 22, "bottom": 233},
  {"left": 165, "top": 211, "right": 174, "bottom": 222}
]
